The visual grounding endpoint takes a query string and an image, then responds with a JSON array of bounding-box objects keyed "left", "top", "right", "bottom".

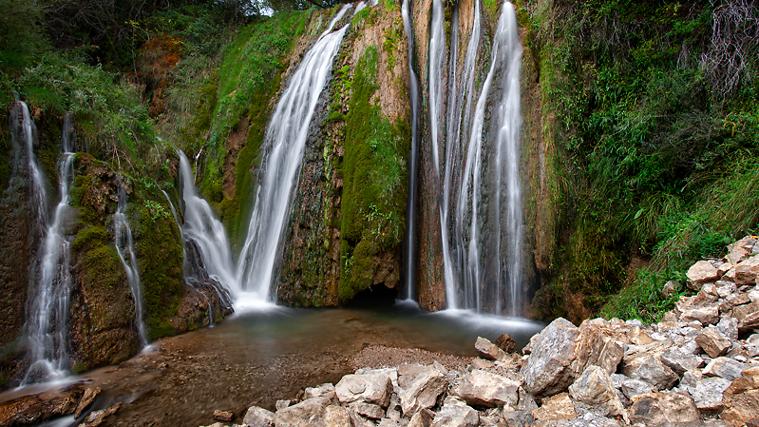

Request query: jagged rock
[
  {"left": 323, "top": 405, "right": 351, "bottom": 426},
  {"left": 531, "top": 393, "right": 576, "bottom": 423},
  {"left": 622, "top": 353, "right": 678, "bottom": 390},
  {"left": 717, "top": 316, "right": 739, "bottom": 340},
  {"left": 475, "top": 336, "right": 505, "bottom": 361},
  {"left": 430, "top": 399, "right": 479, "bottom": 427},
  {"left": 304, "top": 383, "right": 336, "bottom": 400},
  {"left": 408, "top": 408, "right": 435, "bottom": 427},
  {"left": 716, "top": 281, "right": 737, "bottom": 297},
  {"left": 619, "top": 377, "right": 654, "bottom": 399},
  {"left": 471, "top": 358, "right": 495, "bottom": 370},
  {"left": 398, "top": 363, "right": 448, "bottom": 414},
  {"left": 568, "top": 366, "right": 624, "bottom": 417},
  {"left": 687, "top": 260, "right": 721, "bottom": 289},
  {"left": 494, "top": 333, "right": 518, "bottom": 353},
  {"left": 728, "top": 237, "right": 757, "bottom": 265},
  {"left": 629, "top": 392, "right": 699, "bottom": 426},
  {"left": 661, "top": 348, "right": 704, "bottom": 374},
  {"left": 335, "top": 371, "right": 393, "bottom": 407},
  {"left": 521, "top": 318, "right": 579, "bottom": 396},
  {"left": 696, "top": 326, "right": 732, "bottom": 358},
  {"left": 81, "top": 403, "right": 121, "bottom": 427},
  {"left": 733, "top": 301, "right": 759, "bottom": 332},
  {"left": 273, "top": 396, "right": 332, "bottom": 426},
  {"left": 74, "top": 386, "right": 101, "bottom": 418},
  {"left": 275, "top": 400, "right": 291, "bottom": 411},
  {"left": 570, "top": 319, "right": 625, "bottom": 377},
  {"left": 687, "top": 377, "right": 731, "bottom": 411},
  {"left": 703, "top": 357, "right": 746, "bottom": 381},
  {"left": 726, "top": 291, "right": 750, "bottom": 307},
  {"left": 351, "top": 402, "right": 385, "bottom": 419},
  {"left": 453, "top": 369, "right": 520, "bottom": 408},
  {"left": 680, "top": 303, "right": 720, "bottom": 325},
  {"left": 242, "top": 406, "right": 274, "bottom": 427},
  {"left": 735, "top": 255, "right": 759, "bottom": 285},
  {"left": 721, "top": 367, "right": 759, "bottom": 427}
]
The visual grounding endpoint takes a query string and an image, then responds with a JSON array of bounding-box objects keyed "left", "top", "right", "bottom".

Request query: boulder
[
  {"left": 687, "top": 260, "right": 721, "bottom": 289},
  {"left": 351, "top": 402, "right": 385, "bottom": 420},
  {"left": 336, "top": 371, "right": 393, "bottom": 407},
  {"left": 721, "top": 367, "right": 759, "bottom": 427},
  {"left": 475, "top": 336, "right": 505, "bottom": 361},
  {"left": 687, "top": 377, "right": 731, "bottom": 411},
  {"left": 494, "top": 333, "right": 518, "bottom": 353},
  {"left": 727, "top": 237, "right": 757, "bottom": 265},
  {"left": 680, "top": 303, "right": 720, "bottom": 325},
  {"left": 619, "top": 377, "right": 654, "bottom": 399},
  {"left": 430, "top": 399, "right": 478, "bottom": 427},
  {"left": 696, "top": 326, "right": 732, "bottom": 358},
  {"left": 570, "top": 320, "right": 624, "bottom": 376},
  {"left": 733, "top": 301, "right": 759, "bottom": 332},
  {"left": 735, "top": 255, "right": 759, "bottom": 285},
  {"left": 660, "top": 348, "right": 704, "bottom": 374},
  {"left": 242, "top": 406, "right": 274, "bottom": 427},
  {"left": 398, "top": 363, "right": 448, "bottom": 414},
  {"left": 323, "top": 405, "right": 351, "bottom": 426},
  {"left": 622, "top": 353, "right": 678, "bottom": 390},
  {"left": 629, "top": 392, "right": 700, "bottom": 426},
  {"left": 273, "top": 396, "right": 331, "bottom": 427},
  {"left": 303, "top": 383, "right": 335, "bottom": 400},
  {"left": 212, "top": 409, "right": 234, "bottom": 422},
  {"left": 453, "top": 369, "right": 520, "bottom": 408},
  {"left": 703, "top": 357, "right": 746, "bottom": 381},
  {"left": 568, "top": 366, "right": 624, "bottom": 417},
  {"left": 717, "top": 316, "right": 739, "bottom": 340},
  {"left": 521, "top": 318, "right": 579, "bottom": 396},
  {"left": 275, "top": 400, "right": 291, "bottom": 411},
  {"left": 408, "top": 408, "right": 435, "bottom": 427},
  {"left": 531, "top": 393, "right": 576, "bottom": 423}
]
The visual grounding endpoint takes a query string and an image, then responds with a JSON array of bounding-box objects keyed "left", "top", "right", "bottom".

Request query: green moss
[{"left": 338, "top": 45, "right": 408, "bottom": 302}]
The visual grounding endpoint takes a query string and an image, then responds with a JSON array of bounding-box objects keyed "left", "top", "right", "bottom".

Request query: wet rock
[
  {"left": 521, "top": 318, "right": 579, "bottom": 396},
  {"left": 213, "top": 409, "right": 234, "bottom": 422},
  {"left": 0, "top": 385, "right": 85, "bottom": 426},
  {"left": 453, "top": 369, "right": 519, "bottom": 408},
  {"left": 336, "top": 371, "right": 393, "bottom": 407},
  {"left": 660, "top": 348, "right": 704, "bottom": 374},
  {"left": 703, "top": 357, "right": 746, "bottom": 381},
  {"left": 687, "top": 377, "right": 731, "bottom": 411},
  {"left": 568, "top": 365, "right": 624, "bottom": 417},
  {"left": 323, "top": 405, "right": 351, "bottom": 426},
  {"left": 273, "top": 396, "right": 332, "bottom": 426},
  {"left": 243, "top": 406, "right": 274, "bottom": 427},
  {"left": 687, "top": 260, "right": 721, "bottom": 289},
  {"left": 475, "top": 336, "right": 505, "bottom": 361},
  {"left": 721, "top": 367, "right": 759, "bottom": 427},
  {"left": 81, "top": 403, "right": 121, "bottom": 427},
  {"left": 622, "top": 353, "right": 678, "bottom": 390},
  {"left": 696, "top": 326, "right": 732, "bottom": 358},
  {"left": 629, "top": 391, "right": 699, "bottom": 426},
  {"left": 735, "top": 255, "right": 759, "bottom": 285},
  {"left": 398, "top": 363, "right": 448, "bottom": 414},
  {"left": 430, "top": 399, "right": 478, "bottom": 427},
  {"left": 74, "top": 386, "right": 101, "bottom": 418},
  {"left": 494, "top": 333, "right": 518, "bottom": 353},
  {"left": 531, "top": 392, "right": 576, "bottom": 423}
]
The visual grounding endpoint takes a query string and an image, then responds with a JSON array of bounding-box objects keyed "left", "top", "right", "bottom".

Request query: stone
[
  {"left": 728, "top": 237, "right": 756, "bottom": 265},
  {"left": 494, "top": 333, "right": 518, "bottom": 353},
  {"left": 408, "top": 409, "right": 435, "bottom": 427},
  {"left": 561, "top": 412, "right": 622, "bottom": 427},
  {"left": 721, "top": 367, "right": 759, "bottom": 427},
  {"left": 81, "top": 403, "right": 121, "bottom": 427},
  {"left": 620, "top": 377, "right": 654, "bottom": 399},
  {"left": 568, "top": 366, "right": 624, "bottom": 417},
  {"left": 275, "top": 400, "right": 291, "bottom": 411},
  {"left": 661, "top": 280, "right": 679, "bottom": 297},
  {"left": 726, "top": 291, "right": 750, "bottom": 307},
  {"left": 336, "top": 371, "right": 393, "bottom": 407},
  {"left": 323, "top": 405, "right": 351, "bottom": 427},
  {"left": 521, "top": 318, "right": 580, "bottom": 396},
  {"left": 453, "top": 369, "right": 520, "bottom": 408},
  {"left": 716, "top": 281, "right": 737, "bottom": 297},
  {"left": 475, "top": 336, "right": 505, "bottom": 361},
  {"left": 398, "top": 363, "right": 448, "bottom": 414},
  {"left": 531, "top": 393, "right": 576, "bottom": 423},
  {"left": 351, "top": 402, "right": 385, "bottom": 420},
  {"left": 273, "top": 396, "right": 331, "bottom": 427},
  {"left": 661, "top": 348, "right": 704, "bottom": 374},
  {"left": 74, "top": 386, "right": 101, "bottom": 418},
  {"left": 717, "top": 316, "right": 739, "bottom": 340},
  {"left": 750, "top": 287, "right": 759, "bottom": 303},
  {"left": 696, "top": 326, "right": 732, "bottom": 357},
  {"left": 570, "top": 322, "right": 624, "bottom": 376},
  {"left": 622, "top": 353, "right": 678, "bottom": 390},
  {"left": 703, "top": 357, "right": 746, "bottom": 381},
  {"left": 303, "top": 383, "right": 335, "bottom": 400},
  {"left": 735, "top": 255, "right": 759, "bottom": 285},
  {"left": 688, "top": 377, "right": 731, "bottom": 411},
  {"left": 430, "top": 400, "right": 479, "bottom": 427},
  {"left": 733, "top": 301, "right": 759, "bottom": 332},
  {"left": 242, "top": 406, "right": 274, "bottom": 427},
  {"left": 687, "top": 260, "right": 721, "bottom": 289},
  {"left": 680, "top": 303, "right": 720, "bottom": 325},
  {"left": 629, "top": 392, "right": 699, "bottom": 426},
  {"left": 212, "top": 409, "right": 234, "bottom": 422}
]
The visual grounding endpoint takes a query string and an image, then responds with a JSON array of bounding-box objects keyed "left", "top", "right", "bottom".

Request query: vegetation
[{"left": 525, "top": 0, "right": 758, "bottom": 323}]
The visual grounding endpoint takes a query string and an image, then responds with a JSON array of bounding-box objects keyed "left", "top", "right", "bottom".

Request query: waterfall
[
  {"left": 21, "top": 108, "right": 75, "bottom": 385},
  {"left": 113, "top": 186, "right": 149, "bottom": 348},
  {"left": 236, "top": 8, "right": 351, "bottom": 302},
  {"left": 401, "top": 0, "right": 420, "bottom": 301}
]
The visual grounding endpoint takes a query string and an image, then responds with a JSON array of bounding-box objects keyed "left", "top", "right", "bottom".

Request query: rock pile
[{"left": 206, "top": 236, "right": 759, "bottom": 427}]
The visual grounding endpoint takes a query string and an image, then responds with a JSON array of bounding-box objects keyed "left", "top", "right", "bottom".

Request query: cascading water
[
  {"left": 236, "top": 6, "right": 351, "bottom": 302},
  {"left": 113, "top": 186, "right": 149, "bottom": 348},
  {"left": 401, "top": 0, "right": 421, "bottom": 301},
  {"left": 21, "top": 109, "right": 76, "bottom": 384}
]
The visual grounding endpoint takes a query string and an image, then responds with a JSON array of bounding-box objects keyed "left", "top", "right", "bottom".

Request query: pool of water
[{"left": 3, "top": 303, "right": 543, "bottom": 426}]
